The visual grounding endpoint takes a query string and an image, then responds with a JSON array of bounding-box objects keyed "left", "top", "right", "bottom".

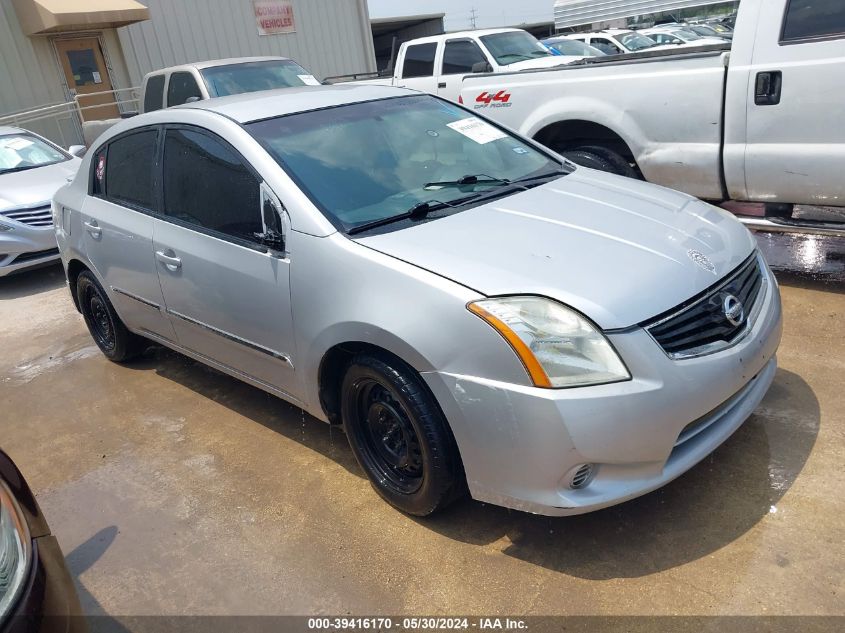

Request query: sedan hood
[
  {"left": 0, "top": 159, "right": 81, "bottom": 210},
  {"left": 356, "top": 168, "right": 757, "bottom": 329}
]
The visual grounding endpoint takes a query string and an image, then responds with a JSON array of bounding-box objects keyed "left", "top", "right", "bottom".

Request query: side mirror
[
  {"left": 67, "top": 145, "right": 86, "bottom": 158},
  {"left": 255, "top": 184, "right": 286, "bottom": 253},
  {"left": 471, "top": 61, "right": 493, "bottom": 74},
  {"left": 184, "top": 96, "right": 201, "bottom": 104}
]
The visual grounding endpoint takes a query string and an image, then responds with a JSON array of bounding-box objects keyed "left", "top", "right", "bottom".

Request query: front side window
[
  {"left": 479, "top": 31, "right": 551, "bottom": 65},
  {"left": 201, "top": 60, "right": 316, "bottom": 97},
  {"left": 591, "top": 38, "right": 624, "bottom": 55},
  {"left": 0, "top": 133, "right": 69, "bottom": 175},
  {"left": 162, "top": 128, "right": 261, "bottom": 243},
  {"left": 104, "top": 130, "right": 156, "bottom": 209},
  {"left": 248, "top": 95, "right": 565, "bottom": 232},
  {"left": 144, "top": 75, "right": 165, "bottom": 112},
  {"left": 442, "top": 40, "right": 488, "bottom": 74},
  {"left": 402, "top": 43, "right": 437, "bottom": 78},
  {"left": 782, "top": 0, "right": 845, "bottom": 42},
  {"left": 167, "top": 72, "right": 202, "bottom": 107}
]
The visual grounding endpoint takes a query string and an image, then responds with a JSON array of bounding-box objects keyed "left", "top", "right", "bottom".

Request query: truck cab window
[
  {"left": 167, "top": 72, "right": 202, "bottom": 107},
  {"left": 402, "top": 43, "right": 437, "bottom": 78},
  {"left": 442, "top": 40, "right": 487, "bottom": 75},
  {"left": 162, "top": 128, "right": 261, "bottom": 243},
  {"left": 144, "top": 75, "right": 165, "bottom": 112},
  {"left": 782, "top": 0, "right": 845, "bottom": 42}
]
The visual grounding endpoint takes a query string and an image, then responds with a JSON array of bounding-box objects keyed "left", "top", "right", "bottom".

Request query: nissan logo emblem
[{"left": 722, "top": 294, "right": 745, "bottom": 327}]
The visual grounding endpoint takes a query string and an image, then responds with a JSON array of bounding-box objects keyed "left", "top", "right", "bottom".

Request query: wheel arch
[
  {"left": 534, "top": 118, "right": 638, "bottom": 166},
  {"left": 65, "top": 258, "right": 91, "bottom": 312}
]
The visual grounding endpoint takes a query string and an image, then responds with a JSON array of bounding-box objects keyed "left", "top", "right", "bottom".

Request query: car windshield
[
  {"left": 545, "top": 39, "right": 605, "bottom": 57},
  {"left": 691, "top": 25, "right": 718, "bottom": 37},
  {"left": 247, "top": 95, "right": 565, "bottom": 232},
  {"left": 479, "top": 31, "right": 552, "bottom": 65},
  {"left": 673, "top": 29, "right": 703, "bottom": 41},
  {"left": 618, "top": 32, "right": 659, "bottom": 51},
  {"left": 0, "top": 133, "right": 68, "bottom": 175},
  {"left": 201, "top": 60, "right": 317, "bottom": 98}
]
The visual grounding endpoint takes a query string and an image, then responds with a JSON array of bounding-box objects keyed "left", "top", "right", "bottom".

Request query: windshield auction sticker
[{"left": 446, "top": 118, "right": 508, "bottom": 144}]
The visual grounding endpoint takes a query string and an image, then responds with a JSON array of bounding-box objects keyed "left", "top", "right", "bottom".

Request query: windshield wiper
[
  {"left": 424, "top": 174, "right": 510, "bottom": 190},
  {"left": 347, "top": 198, "right": 472, "bottom": 235},
  {"left": 511, "top": 169, "right": 570, "bottom": 184},
  {"left": 1, "top": 164, "right": 40, "bottom": 175}
]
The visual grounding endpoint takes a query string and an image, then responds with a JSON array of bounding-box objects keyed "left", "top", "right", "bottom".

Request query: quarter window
[
  {"left": 782, "top": 0, "right": 845, "bottom": 42},
  {"left": 144, "top": 75, "right": 165, "bottom": 112},
  {"left": 167, "top": 72, "right": 202, "bottom": 107},
  {"left": 104, "top": 130, "right": 157, "bottom": 209},
  {"left": 402, "top": 43, "right": 437, "bottom": 78},
  {"left": 162, "top": 128, "right": 261, "bottom": 243},
  {"left": 442, "top": 40, "right": 487, "bottom": 74}
]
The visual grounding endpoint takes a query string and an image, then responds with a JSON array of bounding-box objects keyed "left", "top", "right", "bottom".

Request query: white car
[
  {"left": 0, "top": 126, "right": 82, "bottom": 277},
  {"left": 640, "top": 27, "right": 727, "bottom": 47},
  {"left": 565, "top": 29, "right": 677, "bottom": 55}
]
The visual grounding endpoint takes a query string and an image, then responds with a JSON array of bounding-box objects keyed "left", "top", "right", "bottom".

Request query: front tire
[
  {"left": 563, "top": 145, "right": 640, "bottom": 179},
  {"left": 341, "top": 353, "right": 464, "bottom": 516},
  {"left": 77, "top": 271, "right": 144, "bottom": 362}
]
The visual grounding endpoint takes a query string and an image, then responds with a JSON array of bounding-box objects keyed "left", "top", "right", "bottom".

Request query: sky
[{"left": 366, "top": 0, "right": 556, "bottom": 31}]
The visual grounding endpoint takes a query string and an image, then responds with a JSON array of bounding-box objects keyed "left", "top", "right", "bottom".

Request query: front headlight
[
  {"left": 0, "top": 480, "right": 31, "bottom": 618},
  {"left": 468, "top": 296, "right": 630, "bottom": 388}
]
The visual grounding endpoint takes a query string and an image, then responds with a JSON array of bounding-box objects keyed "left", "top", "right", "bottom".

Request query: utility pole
[{"left": 470, "top": 7, "right": 478, "bottom": 29}]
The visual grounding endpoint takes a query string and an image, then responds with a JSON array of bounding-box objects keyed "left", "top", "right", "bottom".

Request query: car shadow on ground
[
  {"left": 128, "top": 345, "right": 366, "bottom": 481},
  {"left": 0, "top": 262, "right": 65, "bottom": 300},
  {"left": 414, "top": 368, "right": 819, "bottom": 578},
  {"left": 126, "top": 343, "right": 818, "bottom": 579}
]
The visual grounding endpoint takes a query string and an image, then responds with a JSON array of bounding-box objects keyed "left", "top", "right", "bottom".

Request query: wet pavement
[{"left": 0, "top": 231, "right": 843, "bottom": 616}]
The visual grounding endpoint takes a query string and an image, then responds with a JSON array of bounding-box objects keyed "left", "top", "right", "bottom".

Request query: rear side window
[
  {"left": 442, "top": 40, "right": 487, "bottom": 74},
  {"left": 104, "top": 130, "right": 157, "bottom": 210},
  {"left": 167, "top": 72, "right": 202, "bottom": 107},
  {"left": 143, "top": 75, "right": 165, "bottom": 112},
  {"left": 782, "top": 0, "right": 845, "bottom": 42},
  {"left": 402, "top": 43, "right": 437, "bottom": 78},
  {"left": 162, "top": 128, "right": 261, "bottom": 243}
]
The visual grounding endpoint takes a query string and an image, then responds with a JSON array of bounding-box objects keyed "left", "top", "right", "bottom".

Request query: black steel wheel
[
  {"left": 341, "top": 353, "right": 464, "bottom": 515},
  {"left": 76, "top": 270, "right": 144, "bottom": 362}
]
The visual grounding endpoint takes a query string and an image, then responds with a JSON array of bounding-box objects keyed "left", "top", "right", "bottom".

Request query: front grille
[
  {"left": 0, "top": 203, "right": 53, "bottom": 227},
  {"left": 12, "top": 248, "right": 59, "bottom": 263},
  {"left": 642, "top": 253, "right": 765, "bottom": 358}
]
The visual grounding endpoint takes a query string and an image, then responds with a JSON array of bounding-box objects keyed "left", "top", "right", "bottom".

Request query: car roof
[
  {"left": 145, "top": 56, "right": 293, "bottom": 77},
  {"left": 177, "top": 84, "right": 416, "bottom": 124},
  {"left": 405, "top": 28, "right": 523, "bottom": 45}
]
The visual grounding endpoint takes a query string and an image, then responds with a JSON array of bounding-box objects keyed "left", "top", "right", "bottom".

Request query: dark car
[{"left": 0, "top": 449, "right": 84, "bottom": 633}]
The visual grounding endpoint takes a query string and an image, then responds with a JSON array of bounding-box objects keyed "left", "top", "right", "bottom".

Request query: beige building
[{"left": 0, "top": 0, "right": 376, "bottom": 145}]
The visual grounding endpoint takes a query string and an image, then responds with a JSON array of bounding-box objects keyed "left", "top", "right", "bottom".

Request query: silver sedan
[
  {"left": 54, "top": 86, "right": 782, "bottom": 516},
  {"left": 0, "top": 127, "right": 81, "bottom": 277}
]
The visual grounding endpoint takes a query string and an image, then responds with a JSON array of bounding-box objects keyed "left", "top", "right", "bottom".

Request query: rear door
[
  {"left": 396, "top": 42, "right": 439, "bottom": 94},
  {"left": 81, "top": 127, "right": 176, "bottom": 341},
  {"left": 438, "top": 38, "right": 490, "bottom": 102},
  {"left": 741, "top": 0, "right": 845, "bottom": 205},
  {"left": 152, "top": 125, "right": 297, "bottom": 396}
]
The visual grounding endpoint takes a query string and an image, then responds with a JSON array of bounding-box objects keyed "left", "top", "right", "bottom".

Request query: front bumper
[
  {"left": 1, "top": 536, "right": 85, "bottom": 633},
  {"left": 0, "top": 224, "right": 60, "bottom": 278},
  {"left": 423, "top": 261, "right": 783, "bottom": 516}
]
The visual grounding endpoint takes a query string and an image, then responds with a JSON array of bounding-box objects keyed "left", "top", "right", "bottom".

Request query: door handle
[
  {"left": 755, "top": 71, "right": 782, "bottom": 106},
  {"left": 155, "top": 250, "right": 182, "bottom": 271},
  {"left": 83, "top": 220, "right": 101, "bottom": 238},
  {"left": 437, "top": 82, "right": 446, "bottom": 88}
]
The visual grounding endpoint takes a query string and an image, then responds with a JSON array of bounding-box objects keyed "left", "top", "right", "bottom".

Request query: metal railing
[{"left": 0, "top": 86, "right": 140, "bottom": 147}]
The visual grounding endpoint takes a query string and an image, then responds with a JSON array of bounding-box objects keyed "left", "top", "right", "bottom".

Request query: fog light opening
[{"left": 569, "top": 463, "right": 595, "bottom": 489}]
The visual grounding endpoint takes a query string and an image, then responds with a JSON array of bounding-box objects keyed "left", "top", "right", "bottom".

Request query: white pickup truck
[
  {"left": 326, "top": 29, "right": 580, "bottom": 103},
  {"left": 459, "top": 0, "right": 845, "bottom": 233}
]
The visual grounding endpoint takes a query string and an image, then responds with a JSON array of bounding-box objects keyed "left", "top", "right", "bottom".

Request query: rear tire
[
  {"left": 341, "top": 353, "right": 464, "bottom": 516},
  {"left": 563, "top": 145, "right": 640, "bottom": 179},
  {"left": 77, "top": 271, "right": 145, "bottom": 362}
]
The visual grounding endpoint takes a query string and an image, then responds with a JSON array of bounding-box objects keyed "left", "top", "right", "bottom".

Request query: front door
[
  {"left": 438, "top": 39, "right": 490, "bottom": 103},
  {"left": 54, "top": 37, "right": 120, "bottom": 121},
  {"left": 153, "top": 126, "right": 297, "bottom": 397}
]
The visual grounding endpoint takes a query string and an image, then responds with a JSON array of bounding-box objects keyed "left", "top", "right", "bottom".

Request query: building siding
[{"left": 117, "top": 0, "right": 376, "bottom": 85}]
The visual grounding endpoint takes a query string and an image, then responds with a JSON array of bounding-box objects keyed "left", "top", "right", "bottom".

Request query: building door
[{"left": 54, "top": 37, "right": 120, "bottom": 121}]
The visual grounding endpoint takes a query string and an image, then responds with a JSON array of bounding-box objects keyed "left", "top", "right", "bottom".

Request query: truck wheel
[
  {"left": 341, "top": 353, "right": 464, "bottom": 516},
  {"left": 563, "top": 146, "right": 640, "bottom": 179},
  {"left": 77, "top": 271, "right": 145, "bottom": 362}
]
